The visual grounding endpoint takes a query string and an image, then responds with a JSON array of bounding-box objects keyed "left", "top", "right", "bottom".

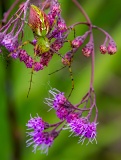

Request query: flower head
[
  {"left": 82, "top": 41, "right": 93, "bottom": 57},
  {"left": 45, "top": 88, "right": 67, "bottom": 110},
  {"left": 1, "top": 34, "right": 19, "bottom": 52},
  {"left": 26, "top": 115, "right": 58, "bottom": 155},
  {"left": 34, "top": 62, "right": 44, "bottom": 71},
  {"left": 100, "top": 45, "right": 107, "bottom": 54},
  {"left": 62, "top": 51, "right": 73, "bottom": 66},
  {"left": 45, "top": 88, "right": 73, "bottom": 110},
  {"left": 71, "top": 31, "right": 90, "bottom": 49},
  {"left": 107, "top": 40, "right": 117, "bottom": 55},
  {"left": 25, "top": 56, "right": 34, "bottom": 68},
  {"left": 67, "top": 117, "right": 97, "bottom": 144}
]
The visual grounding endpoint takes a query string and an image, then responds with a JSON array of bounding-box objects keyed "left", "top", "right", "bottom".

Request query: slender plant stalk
[{"left": 72, "top": 0, "right": 95, "bottom": 90}]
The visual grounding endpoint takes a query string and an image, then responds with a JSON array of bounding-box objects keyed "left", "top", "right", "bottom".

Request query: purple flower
[
  {"left": 26, "top": 115, "right": 58, "bottom": 154},
  {"left": 82, "top": 41, "right": 94, "bottom": 57},
  {"left": 26, "top": 115, "right": 45, "bottom": 130},
  {"left": 107, "top": 40, "right": 117, "bottom": 55},
  {"left": 45, "top": 88, "right": 67, "bottom": 110},
  {"left": 66, "top": 117, "right": 97, "bottom": 144},
  {"left": 62, "top": 51, "right": 73, "bottom": 66},
  {"left": 100, "top": 45, "right": 107, "bottom": 54},
  {"left": 48, "top": 0, "right": 61, "bottom": 27},
  {"left": 56, "top": 107, "right": 69, "bottom": 120},
  {"left": 34, "top": 62, "right": 44, "bottom": 71},
  {"left": 66, "top": 113, "right": 79, "bottom": 123},
  {"left": 51, "top": 39, "right": 64, "bottom": 51},
  {"left": 1, "top": 34, "right": 19, "bottom": 52},
  {"left": 19, "top": 50, "right": 29, "bottom": 62},
  {"left": 25, "top": 56, "right": 34, "bottom": 68},
  {"left": 57, "top": 16, "right": 67, "bottom": 33},
  {"left": 71, "top": 31, "right": 90, "bottom": 49},
  {"left": 32, "top": 39, "right": 37, "bottom": 45}
]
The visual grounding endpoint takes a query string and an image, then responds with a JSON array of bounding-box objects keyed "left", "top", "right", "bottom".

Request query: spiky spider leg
[
  {"left": 49, "top": 47, "right": 75, "bottom": 99},
  {"left": 27, "top": 60, "right": 35, "bottom": 98},
  {"left": 27, "top": 44, "right": 39, "bottom": 98},
  {"left": 48, "top": 66, "right": 66, "bottom": 75},
  {"left": 67, "top": 58, "right": 74, "bottom": 99},
  {"left": 63, "top": 51, "right": 74, "bottom": 99}
]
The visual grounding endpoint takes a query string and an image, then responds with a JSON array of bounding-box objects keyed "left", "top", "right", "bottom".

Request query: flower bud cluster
[{"left": 100, "top": 38, "right": 117, "bottom": 55}]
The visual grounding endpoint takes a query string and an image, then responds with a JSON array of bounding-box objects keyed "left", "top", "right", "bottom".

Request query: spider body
[{"left": 28, "top": 4, "right": 50, "bottom": 55}]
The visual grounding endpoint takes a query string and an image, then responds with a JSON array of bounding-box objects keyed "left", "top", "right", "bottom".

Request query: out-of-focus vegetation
[{"left": 0, "top": 0, "right": 121, "bottom": 160}]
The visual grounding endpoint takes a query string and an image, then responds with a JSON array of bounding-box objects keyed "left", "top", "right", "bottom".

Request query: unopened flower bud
[
  {"left": 71, "top": 31, "right": 90, "bottom": 49},
  {"left": 82, "top": 42, "right": 93, "bottom": 57},
  {"left": 34, "top": 62, "right": 44, "bottom": 71},
  {"left": 100, "top": 45, "right": 107, "bottom": 54},
  {"left": 57, "top": 17, "right": 67, "bottom": 32},
  {"left": 62, "top": 51, "right": 73, "bottom": 66},
  {"left": 107, "top": 40, "right": 117, "bottom": 55}
]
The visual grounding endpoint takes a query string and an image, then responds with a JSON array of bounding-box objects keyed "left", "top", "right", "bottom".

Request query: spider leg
[
  {"left": 50, "top": 47, "right": 75, "bottom": 99},
  {"left": 67, "top": 58, "right": 74, "bottom": 99},
  {"left": 27, "top": 64, "right": 35, "bottom": 98},
  {"left": 27, "top": 45, "right": 38, "bottom": 98},
  {"left": 48, "top": 65, "right": 66, "bottom": 75}
]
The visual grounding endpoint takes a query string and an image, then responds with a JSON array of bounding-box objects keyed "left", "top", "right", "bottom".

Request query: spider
[{"left": 15, "top": 3, "right": 75, "bottom": 99}]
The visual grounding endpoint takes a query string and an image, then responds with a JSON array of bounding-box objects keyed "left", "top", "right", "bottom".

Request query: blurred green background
[{"left": 0, "top": 0, "right": 121, "bottom": 160}]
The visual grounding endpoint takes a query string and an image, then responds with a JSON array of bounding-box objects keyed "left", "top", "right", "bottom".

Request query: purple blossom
[
  {"left": 51, "top": 39, "right": 64, "bottom": 51},
  {"left": 100, "top": 45, "right": 107, "bottom": 54},
  {"left": 57, "top": 16, "right": 67, "bottom": 33},
  {"left": 1, "top": 34, "right": 19, "bottom": 52},
  {"left": 26, "top": 115, "right": 45, "bottom": 130},
  {"left": 26, "top": 115, "right": 58, "bottom": 154},
  {"left": 45, "top": 88, "right": 67, "bottom": 110},
  {"left": 82, "top": 41, "right": 94, "bottom": 57},
  {"left": 40, "top": 51, "right": 53, "bottom": 66},
  {"left": 56, "top": 107, "right": 69, "bottom": 120},
  {"left": 19, "top": 50, "right": 29, "bottom": 62},
  {"left": 107, "top": 40, "right": 117, "bottom": 55},
  {"left": 66, "top": 113, "right": 79, "bottom": 123},
  {"left": 71, "top": 31, "right": 90, "bottom": 49},
  {"left": 66, "top": 117, "right": 97, "bottom": 144},
  {"left": 34, "top": 62, "right": 44, "bottom": 71},
  {"left": 32, "top": 39, "right": 37, "bottom": 45},
  {"left": 25, "top": 56, "right": 34, "bottom": 68},
  {"left": 10, "top": 51, "right": 19, "bottom": 59},
  {"left": 62, "top": 51, "right": 73, "bottom": 66},
  {"left": 48, "top": 0, "right": 61, "bottom": 27}
]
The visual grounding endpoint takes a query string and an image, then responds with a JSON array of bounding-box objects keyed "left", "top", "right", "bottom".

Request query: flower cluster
[
  {"left": 26, "top": 115, "right": 59, "bottom": 154},
  {"left": 27, "top": 88, "right": 98, "bottom": 154}
]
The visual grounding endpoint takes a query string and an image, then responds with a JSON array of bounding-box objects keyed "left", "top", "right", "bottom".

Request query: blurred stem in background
[{"left": 1, "top": 0, "right": 21, "bottom": 159}]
